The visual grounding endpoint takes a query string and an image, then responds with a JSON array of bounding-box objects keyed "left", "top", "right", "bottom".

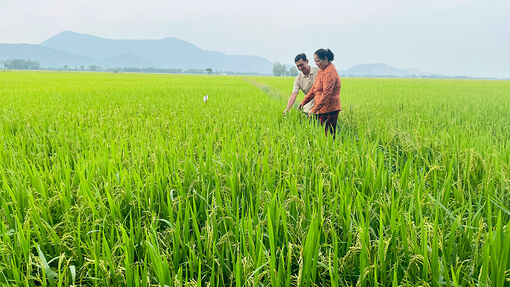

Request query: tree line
[
  {"left": 2, "top": 58, "right": 302, "bottom": 77},
  {"left": 1, "top": 59, "right": 40, "bottom": 70},
  {"left": 273, "top": 62, "right": 298, "bottom": 77}
]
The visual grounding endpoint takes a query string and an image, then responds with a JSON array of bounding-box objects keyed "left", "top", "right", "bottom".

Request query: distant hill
[
  {"left": 0, "top": 31, "right": 274, "bottom": 74},
  {"left": 41, "top": 31, "right": 273, "bottom": 73},
  {"left": 3, "top": 31, "right": 489, "bottom": 78},
  {"left": 340, "top": 63, "right": 433, "bottom": 77}
]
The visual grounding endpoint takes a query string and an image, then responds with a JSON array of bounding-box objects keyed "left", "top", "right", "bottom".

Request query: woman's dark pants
[{"left": 315, "top": 111, "right": 339, "bottom": 139}]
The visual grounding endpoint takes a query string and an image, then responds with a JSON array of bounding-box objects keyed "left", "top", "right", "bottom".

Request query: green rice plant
[{"left": 0, "top": 71, "right": 508, "bottom": 286}]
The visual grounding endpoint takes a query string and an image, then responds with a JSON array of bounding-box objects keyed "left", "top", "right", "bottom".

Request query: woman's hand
[
  {"left": 307, "top": 111, "right": 313, "bottom": 117},
  {"left": 298, "top": 104, "right": 304, "bottom": 110}
]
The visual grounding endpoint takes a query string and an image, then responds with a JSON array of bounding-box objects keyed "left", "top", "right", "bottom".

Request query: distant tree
[
  {"left": 80, "top": 66, "right": 85, "bottom": 70},
  {"left": 273, "top": 62, "right": 287, "bottom": 76},
  {"left": 289, "top": 66, "right": 298, "bottom": 76},
  {"left": 88, "top": 65, "right": 100, "bottom": 71},
  {"left": 205, "top": 68, "right": 213, "bottom": 75},
  {"left": 63, "top": 65, "right": 69, "bottom": 70},
  {"left": 272, "top": 62, "right": 280, "bottom": 76},
  {"left": 2, "top": 59, "right": 40, "bottom": 70},
  {"left": 31, "top": 60, "right": 40, "bottom": 70}
]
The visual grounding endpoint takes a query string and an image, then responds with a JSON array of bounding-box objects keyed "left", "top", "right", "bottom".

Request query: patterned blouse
[{"left": 301, "top": 62, "right": 341, "bottom": 114}]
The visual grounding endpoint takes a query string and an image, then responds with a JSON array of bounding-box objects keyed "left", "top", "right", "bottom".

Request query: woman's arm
[{"left": 300, "top": 85, "right": 315, "bottom": 107}]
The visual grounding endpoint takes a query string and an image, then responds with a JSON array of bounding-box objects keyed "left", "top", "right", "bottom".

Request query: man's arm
[
  {"left": 284, "top": 77, "right": 301, "bottom": 114},
  {"left": 284, "top": 91, "right": 299, "bottom": 114}
]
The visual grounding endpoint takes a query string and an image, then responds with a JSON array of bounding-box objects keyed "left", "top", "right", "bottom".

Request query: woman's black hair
[
  {"left": 314, "top": 49, "right": 334, "bottom": 62},
  {"left": 294, "top": 53, "right": 307, "bottom": 63}
]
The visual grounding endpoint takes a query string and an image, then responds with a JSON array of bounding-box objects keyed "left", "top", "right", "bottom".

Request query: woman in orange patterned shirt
[{"left": 299, "top": 49, "right": 341, "bottom": 138}]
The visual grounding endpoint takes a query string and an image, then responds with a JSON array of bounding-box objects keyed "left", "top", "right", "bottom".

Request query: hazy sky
[{"left": 1, "top": 0, "right": 509, "bottom": 77}]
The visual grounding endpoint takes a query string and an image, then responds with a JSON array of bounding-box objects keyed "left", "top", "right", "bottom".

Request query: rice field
[{"left": 0, "top": 71, "right": 509, "bottom": 286}]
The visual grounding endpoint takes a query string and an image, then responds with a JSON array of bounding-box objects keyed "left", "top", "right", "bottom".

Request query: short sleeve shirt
[{"left": 292, "top": 66, "right": 318, "bottom": 114}]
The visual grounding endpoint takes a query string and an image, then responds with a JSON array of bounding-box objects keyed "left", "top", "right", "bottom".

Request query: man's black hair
[{"left": 294, "top": 53, "right": 307, "bottom": 63}]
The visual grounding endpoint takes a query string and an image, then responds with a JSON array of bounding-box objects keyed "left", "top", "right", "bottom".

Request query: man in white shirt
[{"left": 283, "top": 53, "right": 318, "bottom": 115}]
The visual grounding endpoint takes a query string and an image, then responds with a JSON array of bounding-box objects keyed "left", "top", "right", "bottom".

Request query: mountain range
[
  {"left": 340, "top": 63, "right": 433, "bottom": 77},
  {"left": 0, "top": 31, "right": 444, "bottom": 77},
  {"left": 0, "top": 31, "right": 273, "bottom": 74}
]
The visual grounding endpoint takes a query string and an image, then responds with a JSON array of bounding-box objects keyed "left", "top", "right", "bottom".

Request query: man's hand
[
  {"left": 307, "top": 111, "right": 313, "bottom": 117},
  {"left": 285, "top": 92, "right": 299, "bottom": 114}
]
